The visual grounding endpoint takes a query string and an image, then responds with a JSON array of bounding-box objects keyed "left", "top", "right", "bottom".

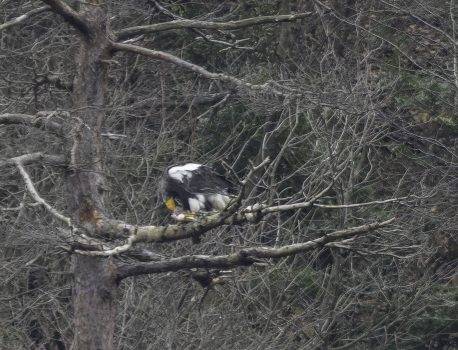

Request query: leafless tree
[{"left": 1, "top": 1, "right": 456, "bottom": 349}]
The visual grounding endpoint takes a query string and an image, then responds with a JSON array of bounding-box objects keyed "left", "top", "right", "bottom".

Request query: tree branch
[
  {"left": 112, "top": 42, "right": 289, "bottom": 96},
  {"left": 116, "top": 12, "right": 312, "bottom": 41},
  {"left": 224, "top": 157, "right": 270, "bottom": 215},
  {"left": 0, "top": 113, "right": 64, "bottom": 136},
  {"left": 84, "top": 180, "right": 332, "bottom": 243},
  {"left": 14, "top": 160, "right": 72, "bottom": 227},
  {"left": 0, "top": 152, "right": 67, "bottom": 168},
  {"left": 313, "top": 196, "right": 411, "bottom": 209},
  {"left": 116, "top": 218, "right": 395, "bottom": 280},
  {"left": 151, "top": 0, "right": 253, "bottom": 51},
  {"left": 74, "top": 178, "right": 340, "bottom": 251},
  {"left": 40, "top": 0, "right": 90, "bottom": 35},
  {"left": 0, "top": 6, "right": 49, "bottom": 32},
  {"left": 73, "top": 234, "right": 137, "bottom": 256}
]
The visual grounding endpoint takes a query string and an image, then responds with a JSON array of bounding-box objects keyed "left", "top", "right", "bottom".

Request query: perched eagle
[{"left": 160, "top": 163, "right": 238, "bottom": 221}]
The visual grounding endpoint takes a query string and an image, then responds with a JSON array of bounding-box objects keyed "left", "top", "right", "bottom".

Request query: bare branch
[
  {"left": 225, "top": 157, "right": 270, "bottom": 214},
  {"left": 259, "top": 180, "right": 334, "bottom": 215},
  {"left": 40, "top": 0, "right": 90, "bottom": 35},
  {"left": 313, "top": 0, "right": 451, "bottom": 83},
  {"left": 86, "top": 189, "right": 324, "bottom": 243},
  {"left": 0, "top": 6, "right": 49, "bottom": 32},
  {"left": 116, "top": 13, "right": 312, "bottom": 41},
  {"left": 313, "top": 196, "right": 411, "bottom": 209},
  {"left": 196, "top": 93, "right": 231, "bottom": 120},
  {"left": 112, "top": 43, "right": 289, "bottom": 96},
  {"left": 0, "top": 113, "right": 64, "bottom": 136},
  {"left": 80, "top": 180, "right": 336, "bottom": 246},
  {"left": 0, "top": 152, "right": 67, "bottom": 168},
  {"left": 151, "top": 0, "right": 254, "bottom": 51},
  {"left": 79, "top": 165, "right": 339, "bottom": 245},
  {"left": 58, "top": 230, "right": 166, "bottom": 262},
  {"left": 116, "top": 218, "right": 395, "bottom": 280},
  {"left": 74, "top": 234, "right": 137, "bottom": 256},
  {"left": 14, "top": 160, "right": 72, "bottom": 227},
  {"left": 381, "top": 0, "right": 455, "bottom": 43}
]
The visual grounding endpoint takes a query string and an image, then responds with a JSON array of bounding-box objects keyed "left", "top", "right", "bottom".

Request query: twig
[
  {"left": 224, "top": 157, "right": 270, "bottom": 215},
  {"left": 313, "top": 196, "right": 411, "bottom": 209},
  {"left": 221, "top": 160, "right": 242, "bottom": 184},
  {"left": 196, "top": 93, "right": 231, "bottom": 120},
  {"left": 0, "top": 6, "right": 49, "bottom": 32}
]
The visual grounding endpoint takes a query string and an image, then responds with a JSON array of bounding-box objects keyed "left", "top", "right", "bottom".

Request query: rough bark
[
  {"left": 60, "top": 2, "right": 116, "bottom": 349},
  {"left": 73, "top": 256, "right": 118, "bottom": 350}
]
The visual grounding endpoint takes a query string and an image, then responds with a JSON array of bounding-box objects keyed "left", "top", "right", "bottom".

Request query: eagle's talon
[{"left": 171, "top": 211, "right": 196, "bottom": 222}]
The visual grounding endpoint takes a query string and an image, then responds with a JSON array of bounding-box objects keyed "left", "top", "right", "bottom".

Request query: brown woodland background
[{"left": 0, "top": 0, "right": 457, "bottom": 349}]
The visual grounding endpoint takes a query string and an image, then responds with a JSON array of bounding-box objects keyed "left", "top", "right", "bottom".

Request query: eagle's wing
[
  {"left": 187, "top": 165, "right": 238, "bottom": 196},
  {"left": 168, "top": 164, "right": 237, "bottom": 196}
]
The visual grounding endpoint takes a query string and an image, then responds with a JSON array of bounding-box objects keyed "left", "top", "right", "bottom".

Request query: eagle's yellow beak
[
  {"left": 165, "top": 197, "right": 176, "bottom": 211},
  {"left": 165, "top": 197, "right": 197, "bottom": 222}
]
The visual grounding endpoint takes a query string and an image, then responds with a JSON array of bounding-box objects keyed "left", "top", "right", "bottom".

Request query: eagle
[{"left": 160, "top": 163, "right": 239, "bottom": 221}]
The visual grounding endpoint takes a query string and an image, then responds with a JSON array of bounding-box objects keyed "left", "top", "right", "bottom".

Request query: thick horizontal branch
[
  {"left": 78, "top": 177, "right": 407, "bottom": 256},
  {"left": 94, "top": 213, "right": 228, "bottom": 242},
  {"left": 112, "top": 43, "right": 287, "bottom": 96},
  {"left": 116, "top": 12, "right": 312, "bottom": 41},
  {"left": 0, "top": 152, "right": 67, "bottom": 168},
  {"left": 116, "top": 218, "right": 395, "bottom": 280},
  {"left": 0, "top": 6, "right": 49, "bottom": 32},
  {"left": 40, "top": 0, "right": 90, "bottom": 35},
  {"left": 0, "top": 113, "right": 64, "bottom": 136},
  {"left": 88, "top": 183, "right": 330, "bottom": 244},
  {"left": 81, "top": 181, "right": 335, "bottom": 247}
]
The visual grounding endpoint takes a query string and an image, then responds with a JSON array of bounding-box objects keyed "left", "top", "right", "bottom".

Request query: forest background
[{"left": 0, "top": 0, "right": 457, "bottom": 349}]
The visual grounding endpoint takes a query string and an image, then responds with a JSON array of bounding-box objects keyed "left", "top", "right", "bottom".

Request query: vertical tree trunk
[
  {"left": 73, "top": 256, "right": 118, "bottom": 350},
  {"left": 65, "top": 4, "right": 117, "bottom": 349}
]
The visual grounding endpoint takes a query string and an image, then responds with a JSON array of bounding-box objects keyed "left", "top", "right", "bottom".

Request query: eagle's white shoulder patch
[{"left": 168, "top": 163, "right": 202, "bottom": 182}]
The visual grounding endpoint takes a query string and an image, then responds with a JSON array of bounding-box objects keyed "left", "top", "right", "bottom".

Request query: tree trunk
[
  {"left": 65, "top": 3, "right": 117, "bottom": 349},
  {"left": 73, "top": 256, "right": 118, "bottom": 350}
]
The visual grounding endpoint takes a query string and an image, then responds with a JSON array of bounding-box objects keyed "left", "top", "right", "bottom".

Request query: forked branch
[
  {"left": 116, "top": 218, "right": 395, "bottom": 280},
  {"left": 116, "top": 12, "right": 312, "bottom": 41}
]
